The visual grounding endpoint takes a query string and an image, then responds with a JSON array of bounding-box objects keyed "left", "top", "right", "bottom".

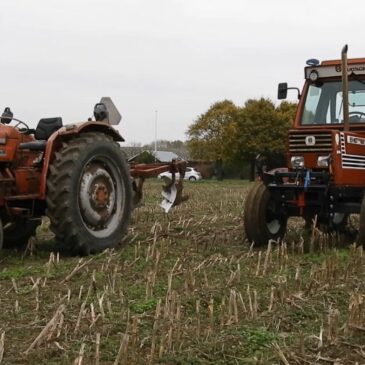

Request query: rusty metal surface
[
  {"left": 129, "top": 160, "right": 187, "bottom": 178},
  {"left": 130, "top": 160, "right": 188, "bottom": 208}
]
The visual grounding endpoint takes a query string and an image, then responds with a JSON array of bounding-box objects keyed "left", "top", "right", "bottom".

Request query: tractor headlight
[
  {"left": 290, "top": 156, "right": 304, "bottom": 168},
  {"left": 309, "top": 70, "right": 319, "bottom": 81},
  {"left": 317, "top": 155, "right": 330, "bottom": 167}
]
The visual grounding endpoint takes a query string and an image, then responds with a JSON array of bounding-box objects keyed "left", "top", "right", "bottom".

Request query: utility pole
[{"left": 154, "top": 110, "right": 158, "bottom": 162}]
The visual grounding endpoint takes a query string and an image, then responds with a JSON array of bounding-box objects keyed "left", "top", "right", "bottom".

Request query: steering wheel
[
  {"left": 348, "top": 111, "right": 365, "bottom": 121},
  {"left": 0, "top": 117, "right": 30, "bottom": 133},
  {"left": 13, "top": 119, "right": 30, "bottom": 132}
]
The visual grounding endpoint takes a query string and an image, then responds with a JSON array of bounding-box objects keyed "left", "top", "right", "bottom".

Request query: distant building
[
  {"left": 120, "top": 146, "right": 144, "bottom": 161},
  {"left": 124, "top": 149, "right": 183, "bottom": 163}
]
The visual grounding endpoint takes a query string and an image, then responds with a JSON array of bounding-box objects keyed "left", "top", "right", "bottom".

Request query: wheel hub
[
  {"left": 266, "top": 200, "right": 283, "bottom": 235},
  {"left": 79, "top": 163, "right": 116, "bottom": 229},
  {"left": 92, "top": 183, "right": 109, "bottom": 208}
]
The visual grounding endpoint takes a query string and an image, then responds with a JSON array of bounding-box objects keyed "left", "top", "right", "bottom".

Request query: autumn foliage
[{"left": 187, "top": 98, "right": 297, "bottom": 178}]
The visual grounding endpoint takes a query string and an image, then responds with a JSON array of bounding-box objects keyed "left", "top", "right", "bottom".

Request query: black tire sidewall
[
  {"left": 244, "top": 182, "right": 287, "bottom": 245},
  {"left": 66, "top": 141, "right": 132, "bottom": 253},
  {"left": 256, "top": 186, "right": 287, "bottom": 242},
  {"left": 244, "top": 182, "right": 261, "bottom": 243}
]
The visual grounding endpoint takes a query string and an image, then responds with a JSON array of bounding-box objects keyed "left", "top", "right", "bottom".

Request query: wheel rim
[
  {"left": 265, "top": 200, "right": 283, "bottom": 235},
  {"left": 78, "top": 156, "right": 125, "bottom": 238}
]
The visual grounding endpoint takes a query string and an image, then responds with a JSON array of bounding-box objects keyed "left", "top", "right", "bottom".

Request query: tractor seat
[{"left": 19, "top": 117, "right": 63, "bottom": 151}]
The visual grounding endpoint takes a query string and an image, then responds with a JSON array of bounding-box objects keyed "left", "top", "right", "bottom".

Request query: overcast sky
[{"left": 0, "top": 0, "right": 364, "bottom": 144}]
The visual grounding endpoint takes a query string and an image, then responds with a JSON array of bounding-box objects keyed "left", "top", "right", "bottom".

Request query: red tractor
[
  {"left": 244, "top": 45, "right": 365, "bottom": 245},
  {"left": 0, "top": 98, "right": 186, "bottom": 254}
]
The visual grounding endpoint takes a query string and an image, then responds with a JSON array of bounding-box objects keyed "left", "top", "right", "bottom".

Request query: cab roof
[
  {"left": 321, "top": 58, "right": 365, "bottom": 66},
  {"left": 305, "top": 58, "right": 365, "bottom": 79}
]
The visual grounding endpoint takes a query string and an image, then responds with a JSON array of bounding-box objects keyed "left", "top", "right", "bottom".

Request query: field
[{"left": 0, "top": 179, "right": 365, "bottom": 364}]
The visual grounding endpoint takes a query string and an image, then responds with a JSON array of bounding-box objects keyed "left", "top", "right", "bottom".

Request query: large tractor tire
[
  {"left": 46, "top": 132, "right": 132, "bottom": 255},
  {"left": 244, "top": 182, "right": 287, "bottom": 245},
  {"left": 3, "top": 218, "right": 40, "bottom": 247}
]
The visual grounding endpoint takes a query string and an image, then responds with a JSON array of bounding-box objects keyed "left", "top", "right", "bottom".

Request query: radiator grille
[{"left": 288, "top": 132, "right": 332, "bottom": 153}]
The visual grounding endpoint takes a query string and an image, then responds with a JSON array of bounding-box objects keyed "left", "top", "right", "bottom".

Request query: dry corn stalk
[
  {"left": 0, "top": 331, "right": 4, "bottom": 364},
  {"left": 74, "top": 301, "right": 87, "bottom": 333},
  {"left": 24, "top": 304, "right": 65, "bottom": 355},
  {"left": 196, "top": 299, "right": 201, "bottom": 337},
  {"left": 150, "top": 300, "right": 161, "bottom": 363},
  {"left": 271, "top": 342, "right": 290, "bottom": 365},
  {"left": 327, "top": 307, "right": 340, "bottom": 344},
  {"left": 262, "top": 241, "right": 272, "bottom": 275},
  {"left": 62, "top": 258, "right": 93, "bottom": 284},
  {"left": 346, "top": 293, "right": 365, "bottom": 330},
  {"left": 74, "top": 342, "right": 85, "bottom": 365},
  {"left": 114, "top": 333, "right": 130, "bottom": 365}
]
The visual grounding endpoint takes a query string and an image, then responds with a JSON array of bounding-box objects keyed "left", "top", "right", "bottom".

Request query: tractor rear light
[
  {"left": 290, "top": 156, "right": 304, "bottom": 168},
  {"left": 317, "top": 155, "right": 331, "bottom": 167}
]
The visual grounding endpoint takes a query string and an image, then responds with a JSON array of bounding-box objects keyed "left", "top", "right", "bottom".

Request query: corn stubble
[{"left": 0, "top": 180, "right": 364, "bottom": 364}]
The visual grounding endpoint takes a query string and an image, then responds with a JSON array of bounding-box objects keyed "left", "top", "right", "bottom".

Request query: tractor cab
[{"left": 278, "top": 56, "right": 365, "bottom": 186}]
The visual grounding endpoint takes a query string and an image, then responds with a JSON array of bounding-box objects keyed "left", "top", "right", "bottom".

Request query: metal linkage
[{"left": 129, "top": 160, "right": 189, "bottom": 212}]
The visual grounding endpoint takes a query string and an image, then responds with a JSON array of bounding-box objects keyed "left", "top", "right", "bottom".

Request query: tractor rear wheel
[
  {"left": 3, "top": 218, "right": 40, "bottom": 247},
  {"left": 46, "top": 132, "right": 132, "bottom": 255},
  {"left": 244, "top": 182, "right": 287, "bottom": 245}
]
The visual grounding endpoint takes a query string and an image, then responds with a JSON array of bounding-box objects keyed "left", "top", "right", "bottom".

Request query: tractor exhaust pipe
[{"left": 341, "top": 44, "right": 349, "bottom": 131}]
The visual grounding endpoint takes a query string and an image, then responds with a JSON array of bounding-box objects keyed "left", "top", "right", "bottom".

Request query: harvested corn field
[{"left": 0, "top": 179, "right": 364, "bottom": 364}]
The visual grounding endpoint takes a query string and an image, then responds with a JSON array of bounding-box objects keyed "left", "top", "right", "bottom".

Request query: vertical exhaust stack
[{"left": 342, "top": 44, "right": 349, "bottom": 131}]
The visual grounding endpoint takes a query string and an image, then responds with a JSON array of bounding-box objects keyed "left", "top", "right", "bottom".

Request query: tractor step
[
  {"left": 8, "top": 207, "right": 32, "bottom": 217},
  {"left": 5, "top": 194, "right": 39, "bottom": 201}
]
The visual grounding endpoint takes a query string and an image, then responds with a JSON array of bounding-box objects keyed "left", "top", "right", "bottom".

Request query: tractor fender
[{"left": 39, "top": 121, "right": 125, "bottom": 199}]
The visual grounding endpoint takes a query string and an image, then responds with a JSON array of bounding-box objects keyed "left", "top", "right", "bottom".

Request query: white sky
[{"left": 0, "top": 0, "right": 364, "bottom": 144}]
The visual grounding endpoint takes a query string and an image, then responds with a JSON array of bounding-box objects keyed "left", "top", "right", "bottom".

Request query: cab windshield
[{"left": 301, "top": 80, "right": 365, "bottom": 125}]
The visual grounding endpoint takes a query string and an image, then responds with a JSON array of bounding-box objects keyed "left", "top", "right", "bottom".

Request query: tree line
[{"left": 186, "top": 98, "right": 297, "bottom": 179}]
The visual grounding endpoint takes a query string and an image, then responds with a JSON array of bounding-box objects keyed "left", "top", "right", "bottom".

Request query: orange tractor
[
  {"left": 244, "top": 45, "right": 365, "bottom": 245},
  {"left": 0, "top": 97, "right": 186, "bottom": 254}
]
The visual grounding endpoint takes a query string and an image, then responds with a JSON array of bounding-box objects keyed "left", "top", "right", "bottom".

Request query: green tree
[
  {"left": 187, "top": 99, "right": 238, "bottom": 156},
  {"left": 276, "top": 101, "right": 298, "bottom": 126},
  {"left": 186, "top": 98, "right": 297, "bottom": 180},
  {"left": 236, "top": 98, "right": 296, "bottom": 180},
  {"left": 187, "top": 100, "right": 239, "bottom": 180}
]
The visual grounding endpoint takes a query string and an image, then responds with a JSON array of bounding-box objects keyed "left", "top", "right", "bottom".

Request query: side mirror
[
  {"left": 96, "top": 97, "right": 122, "bottom": 125},
  {"left": 278, "top": 83, "right": 288, "bottom": 100}
]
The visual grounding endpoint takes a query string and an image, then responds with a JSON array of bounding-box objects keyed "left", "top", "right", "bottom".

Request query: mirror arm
[{"left": 287, "top": 87, "right": 301, "bottom": 100}]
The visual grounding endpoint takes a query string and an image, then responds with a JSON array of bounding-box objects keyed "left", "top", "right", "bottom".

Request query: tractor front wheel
[
  {"left": 46, "top": 132, "right": 132, "bottom": 255},
  {"left": 244, "top": 182, "right": 287, "bottom": 245}
]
